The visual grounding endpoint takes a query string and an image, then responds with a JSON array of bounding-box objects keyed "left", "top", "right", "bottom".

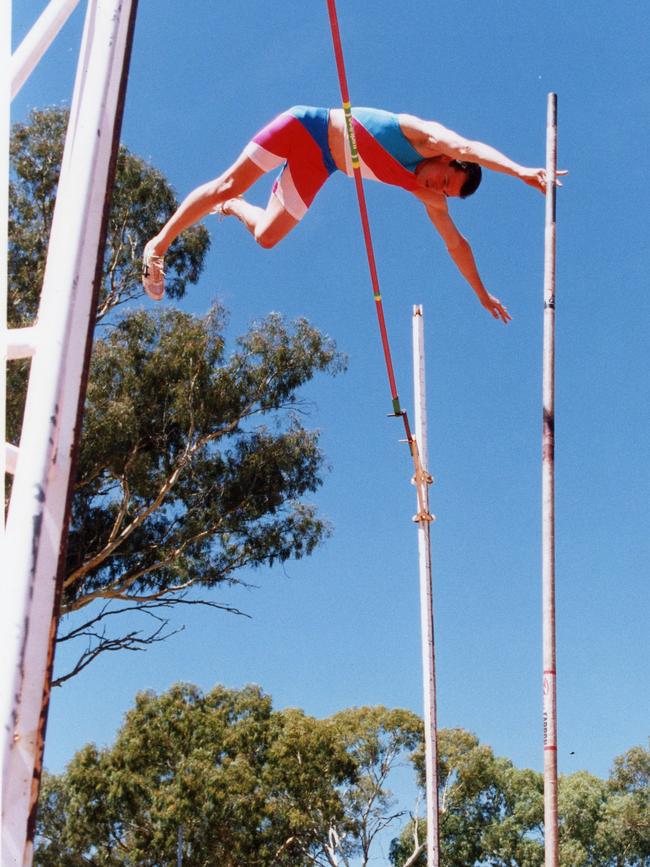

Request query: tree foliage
[
  {"left": 7, "top": 106, "right": 209, "bottom": 451},
  {"left": 34, "top": 686, "right": 420, "bottom": 866},
  {"left": 8, "top": 108, "right": 345, "bottom": 683},
  {"left": 390, "top": 733, "right": 649, "bottom": 867},
  {"left": 391, "top": 728, "right": 544, "bottom": 867},
  {"left": 328, "top": 707, "right": 423, "bottom": 865},
  {"left": 35, "top": 687, "right": 649, "bottom": 866},
  {"left": 557, "top": 743, "right": 650, "bottom": 866},
  {"left": 54, "top": 305, "right": 344, "bottom": 684}
]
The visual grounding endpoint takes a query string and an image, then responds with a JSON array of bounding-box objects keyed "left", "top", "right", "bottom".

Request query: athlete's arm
[
  {"left": 417, "top": 192, "right": 511, "bottom": 324},
  {"left": 400, "top": 114, "right": 567, "bottom": 194}
]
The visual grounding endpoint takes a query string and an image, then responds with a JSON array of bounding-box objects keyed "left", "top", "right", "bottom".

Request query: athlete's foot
[
  {"left": 211, "top": 196, "right": 241, "bottom": 219},
  {"left": 142, "top": 240, "right": 165, "bottom": 301}
]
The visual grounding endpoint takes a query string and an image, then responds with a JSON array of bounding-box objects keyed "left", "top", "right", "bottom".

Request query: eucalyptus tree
[{"left": 390, "top": 735, "right": 650, "bottom": 867}]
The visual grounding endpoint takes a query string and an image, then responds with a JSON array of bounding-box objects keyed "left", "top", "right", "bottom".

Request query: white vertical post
[
  {"left": 542, "top": 92, "right": 559, "bottom": 867},
  {"left": 412, "top": 305, "right": 440, "bottom": 867},
  {"left": 1, "top": 1, "right": 137, "bottom": 863}
]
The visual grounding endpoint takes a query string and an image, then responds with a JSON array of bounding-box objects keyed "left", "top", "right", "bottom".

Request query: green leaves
[
  {"left": 393, "top": 737, "right": 650, "bottom": 867},
  {"left": 557, "top": 743, "right": 650, "bottom": 866},
  {"left": 52, "top": 307, "right": 345, "bottom": 682},
  {"left": 35, "top": 690, "right": 650, "bottom": 866},
  {"left": 34, "top": 687, "right": 425, "bottom": 866},
  {"left": 35, "top": 685, "right": 357, "bottom": 866},
  {"left": 65, "top": 306, "right": 344, "bottom": 602}
]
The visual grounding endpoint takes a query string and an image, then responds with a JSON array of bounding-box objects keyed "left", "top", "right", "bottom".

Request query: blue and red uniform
[
  {"left": 344, "top": 107, "right": 425, "bottom": 191},
  {"left": 243, "top": 106, "right": 426, "bottom": 220}
]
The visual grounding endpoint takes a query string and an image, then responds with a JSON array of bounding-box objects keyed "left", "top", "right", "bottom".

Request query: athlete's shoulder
[{"left": 397, "top": 113, "right": 430, "bottom": 144}]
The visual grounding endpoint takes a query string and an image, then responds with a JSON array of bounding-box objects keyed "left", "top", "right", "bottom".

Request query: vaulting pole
[
  {"left": 324, "top": 0, "right": 430, "bottom": 521},
  {"left": 412, "top": 305, "right": 439, "bottom": 867},
  {"left": 542, "top": 92, "right": 559, "bottom": 867}
]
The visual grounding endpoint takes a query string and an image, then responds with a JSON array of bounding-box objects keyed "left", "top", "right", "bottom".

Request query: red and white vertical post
[{"left": 542, "top": 92, "right": 559, "bottom": 867}]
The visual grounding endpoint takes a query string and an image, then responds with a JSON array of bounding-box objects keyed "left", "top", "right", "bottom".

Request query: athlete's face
[{"left": 415, "top": 158, "right": 466, "bottom": 197}]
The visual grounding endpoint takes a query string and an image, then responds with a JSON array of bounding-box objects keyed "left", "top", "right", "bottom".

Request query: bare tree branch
[
  {"left": 53, "top": 595, "right": 249, "bottom": 687},
  {"left": 402, "top": 841, "right": 426, "bottom": 867},
  {"left": 106, "top": 448, "right": 138, "bottom": 545},
  {"left": 325, "top": 825, "right": 352, "bottom": 867},
  {"left": 53, "top": 619, "right": 176, "bottom": 687},
  {"left": 400, "top": 804, "right": 426, "bottom": 867}
]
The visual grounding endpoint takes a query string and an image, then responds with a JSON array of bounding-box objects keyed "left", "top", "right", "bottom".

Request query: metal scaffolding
[{"left": 2, "top": 1, "right": 138, "bottom": 862}]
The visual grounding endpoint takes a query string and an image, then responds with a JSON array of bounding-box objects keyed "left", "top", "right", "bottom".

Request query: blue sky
[{"left": 12, "top": 0, "right": 648, "bottom": 822}]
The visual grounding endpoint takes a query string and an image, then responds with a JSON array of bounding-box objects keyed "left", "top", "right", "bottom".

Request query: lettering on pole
[{"left": 543, "top": 671, "right": 557, "bottom": 750}]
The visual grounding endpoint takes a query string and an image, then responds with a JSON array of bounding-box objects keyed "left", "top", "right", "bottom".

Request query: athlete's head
[
  {"left": 415, "top": 157, "right": 482, "bottom": 198},
  {"left": 451, "top": 159, "right": 482, "bottom": 198}
]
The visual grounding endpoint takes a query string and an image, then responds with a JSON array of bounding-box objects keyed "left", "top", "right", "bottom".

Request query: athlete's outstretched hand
[
  {"left": 481, "top": 292, "right": 512, "bottom": 324},
  {"left": 520, "top": 167, "right": 568, "bottom": 194}
]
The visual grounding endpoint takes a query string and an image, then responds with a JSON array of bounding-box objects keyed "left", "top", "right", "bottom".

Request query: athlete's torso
[{"left": 328, "top": 107, "right": 428, "bottom": 190}]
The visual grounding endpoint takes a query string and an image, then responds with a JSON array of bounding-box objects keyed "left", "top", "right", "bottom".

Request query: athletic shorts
[{"left": 243, "top": 106, "right": 338, "bottom": 221}]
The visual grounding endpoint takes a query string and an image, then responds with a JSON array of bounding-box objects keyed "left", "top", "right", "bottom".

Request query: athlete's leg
[
  {"left": 220, "top": 193, "right": 299, "bottom": 249},
  {"left": 142, "top": 112, "right": 302, "bottom": 298},
  {"left": 142, "top": 108, "right": 332, "bottom": 297},
  {"left": 149, "top": 151, "right": 265, "bottom": 256}
]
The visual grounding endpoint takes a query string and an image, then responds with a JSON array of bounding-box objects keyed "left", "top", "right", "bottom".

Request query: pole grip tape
[{"left": 342, "top": 102, "right": 360, "bottom": 168}]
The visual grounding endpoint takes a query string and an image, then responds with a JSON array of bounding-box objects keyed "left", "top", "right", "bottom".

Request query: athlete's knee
[
  {"left": 254, "top": 198, "right": 298, "bottom": 249},
  {"left": 254, "top": 227, "right": 281, "bottom": 249}
]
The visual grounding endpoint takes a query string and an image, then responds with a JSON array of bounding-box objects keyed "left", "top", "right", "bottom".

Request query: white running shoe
[{"left": 142, "top": 241, "right": 165, "bottom": 301}]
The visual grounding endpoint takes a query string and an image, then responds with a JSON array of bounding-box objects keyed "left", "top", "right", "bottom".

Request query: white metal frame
[
  {"left": 2, "top": 1, "right": 11, "bottom": 501},
  {"left": 11, "top": 0, "right": 83, "bottom": 100},
  {"left": 2, "top": 1, "right": 137, "bottom": 863}
]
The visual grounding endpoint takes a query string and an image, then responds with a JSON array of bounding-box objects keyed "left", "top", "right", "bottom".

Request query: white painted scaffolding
[{"left": 2, "top": 1, "right": 138, "bottom": 863}]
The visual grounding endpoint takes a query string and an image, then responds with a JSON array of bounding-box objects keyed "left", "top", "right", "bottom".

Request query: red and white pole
[{"left": 542, "top": 92, "right": 559, "bottom": 867}]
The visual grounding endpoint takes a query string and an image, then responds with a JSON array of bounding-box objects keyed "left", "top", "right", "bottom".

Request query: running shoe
[{"left": 142, "top": 241, "right": 165, "bottom": 301}]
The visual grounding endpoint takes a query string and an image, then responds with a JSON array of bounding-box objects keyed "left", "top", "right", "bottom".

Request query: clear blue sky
[{"left": 13, "top": 0, "right": 648, "bottom": 811}]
